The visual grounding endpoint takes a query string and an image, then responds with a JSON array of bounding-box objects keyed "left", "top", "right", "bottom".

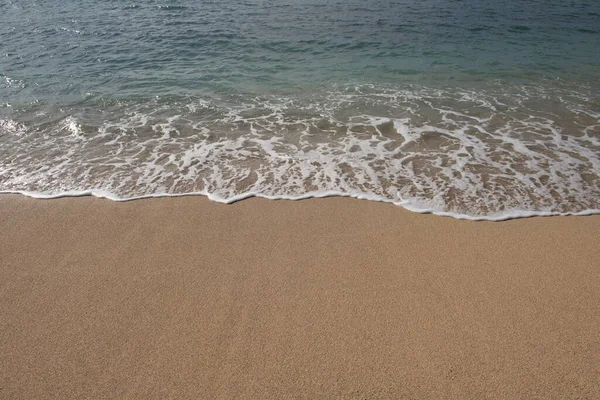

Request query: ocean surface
[{"left": 1, "top": 0, "right": 599, "bottom": 219}]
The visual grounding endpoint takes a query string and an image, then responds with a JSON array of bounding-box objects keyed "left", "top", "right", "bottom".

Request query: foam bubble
[{"left": 1, "top": 83, "right": 599, "bottom": 220}]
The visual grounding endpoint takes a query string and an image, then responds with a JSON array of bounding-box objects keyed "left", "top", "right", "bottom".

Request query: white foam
[
  {"left": 2, "top": 188, "right": 600, "bottom": 222},
  {"left": 1, "top": 84, "right": 599, "bottom": 220}
]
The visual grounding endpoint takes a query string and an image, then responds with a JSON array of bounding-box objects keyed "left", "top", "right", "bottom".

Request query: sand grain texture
[{"left": 1, "top": 195, "right": 599, "bottom": 399}]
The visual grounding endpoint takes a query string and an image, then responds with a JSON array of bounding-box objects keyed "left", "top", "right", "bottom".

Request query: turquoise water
[{"left": 1, "top": 0, "right": 599, "bottom": 218}]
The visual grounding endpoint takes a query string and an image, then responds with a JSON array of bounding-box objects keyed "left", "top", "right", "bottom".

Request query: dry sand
[{"left": 0, "top": 194, "right": 599, "bottom": 399}]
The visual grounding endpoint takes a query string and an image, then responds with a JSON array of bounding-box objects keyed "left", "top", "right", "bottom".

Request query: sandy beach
[{"left": 0, "top": 194, "right": 599, "bottom": 399}]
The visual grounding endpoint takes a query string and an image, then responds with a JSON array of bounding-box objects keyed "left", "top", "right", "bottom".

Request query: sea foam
[{"left": 1, "top": 84, "right": 599, "bottom": 220}]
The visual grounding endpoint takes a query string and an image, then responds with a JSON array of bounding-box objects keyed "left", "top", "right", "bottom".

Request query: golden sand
[{"left": 1, "top": 195, "right": 599, "bottom": 399}]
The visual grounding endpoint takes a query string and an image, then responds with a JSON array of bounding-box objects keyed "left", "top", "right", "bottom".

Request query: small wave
[
  {"left": 156, "top": 5, "right": 188, "bottom": 10},
  {"left": 2, "top": 189, "right": 600, "bottom": 222},
  {"left": 0, "top": 118, "right": 26, "bottom": 134},
  {"left": 2, "top": 76, "right": 25, "bottom": 89},
  {"left": 1, "top": 84, "right": 599, "bottom": 220},
  {"left": 510, "top": 25, "right": 531, "bottom": 32}
]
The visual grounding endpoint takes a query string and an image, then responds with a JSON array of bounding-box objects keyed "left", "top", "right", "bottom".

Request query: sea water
[{"left": 1, "top": 0, "right": 599, "bottom": 219}]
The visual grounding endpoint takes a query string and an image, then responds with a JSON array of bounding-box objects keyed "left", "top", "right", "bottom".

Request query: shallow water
[{"left": 1, "top": 0, "right": 599, "bottom": 218}]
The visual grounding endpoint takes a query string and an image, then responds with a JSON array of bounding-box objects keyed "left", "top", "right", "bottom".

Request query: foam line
[{"left": 2, "top": 189, "right": 600, "bottom": 222}]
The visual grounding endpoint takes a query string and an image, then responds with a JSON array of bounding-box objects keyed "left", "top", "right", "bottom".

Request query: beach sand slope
[{"left": 1, "top": 195, "right": 599, "bottom": 399}]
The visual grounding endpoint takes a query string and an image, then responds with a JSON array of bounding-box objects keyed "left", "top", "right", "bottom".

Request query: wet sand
[{"left": 1, "top": 195, "right": 599, "bottom": 399}]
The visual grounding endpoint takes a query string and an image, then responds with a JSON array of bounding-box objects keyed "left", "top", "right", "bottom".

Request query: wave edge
[{"left": 2, "top": 189, "right": 600, "bottom": 222}]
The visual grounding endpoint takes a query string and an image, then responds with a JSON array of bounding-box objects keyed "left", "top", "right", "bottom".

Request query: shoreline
[
  {"left": 1, "top": 194, "right": 599, "bottom": 398},
  {"left": 2, "top": 191, "right": 600, "bottom": 221}
]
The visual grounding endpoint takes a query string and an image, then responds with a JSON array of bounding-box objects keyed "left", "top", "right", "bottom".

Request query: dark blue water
[{"left": 1, "top": 0, "right": 599, "bottom": 218}]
